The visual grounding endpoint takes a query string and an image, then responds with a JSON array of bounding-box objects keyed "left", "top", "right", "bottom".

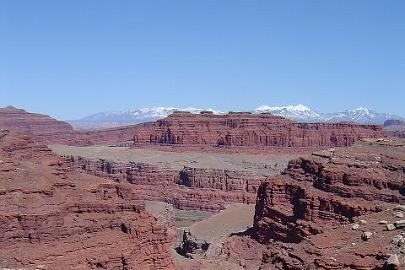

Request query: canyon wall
[
  {"left": 0, "top": 107, "right": 384, "bottom": 148},
  {"left": 248, "top": 138, "right": 405, "bottom": 269},
  {"left": 67, "top": 157, "right": 262, "bottom": 211},
  {"left": 254, "top": 139, "right": 404, "bottom": 244},
  {"left": 0, "top": 130, "right": 175, "bottom": 270},
  {"left": 133, "top": 111, "right": 384, "bottom": 148}
]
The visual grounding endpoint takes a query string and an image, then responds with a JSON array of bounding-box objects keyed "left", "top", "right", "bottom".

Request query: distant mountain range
[
  {"left": 68, "top": 107, "right": 223, "bottom": 129},
  {"left": 254, "top": 105, "right": 404, "bottom": 125},
  {"left": 68, "top": 105, "right": 404, "bottom": 130}
]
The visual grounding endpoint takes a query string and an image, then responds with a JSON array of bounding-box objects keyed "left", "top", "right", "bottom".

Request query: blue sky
[{"left": 0, "top": 0, "right": 404, "bottom": 120}]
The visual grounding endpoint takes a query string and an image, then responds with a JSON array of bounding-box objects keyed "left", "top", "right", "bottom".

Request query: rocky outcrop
[
  {"left": 133, "top": 111, "right": 384, "bottom": 148},
  {"left": 188, "top": 139, "right": 404, "bottom": 270},
  {"left": 0, "top": 130, "right": 175, "bottom": 269},
  {"left": 0, "top": 106, "right": 73, "bottom": 135},
  {"left": 246, "top": 138, "right": 405, "bottom": 269},
  {"left": 254, "top": 139, "right": 404, "bottom": 244},
  {"left": 253, "top": 177, "right": 372, "bottom": 244},
  {"left": 179, "top": 167, "right": 261, "bottom": 194},
  {"left": 176, "top": 230, "right": 210, "bottom": 259},
  {"left": 67, "top": 157, "right": 261, "bottom": 211},
  {"left": 254, "top": 207, "right": 405, "bottom": 270}
]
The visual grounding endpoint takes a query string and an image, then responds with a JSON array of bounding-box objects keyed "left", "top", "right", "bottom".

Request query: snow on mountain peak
[
  {"left": 256, "top": 104, "right": 311, "bottom": 112},
  {"left": 255, "top": 104, "right": 321, "bottom": 121},
  {"left": 68, "top": 104, "right": 404, "bottom": 130},
  {"left": 352, "top": 107, "right": 371, "bottom": 113}
]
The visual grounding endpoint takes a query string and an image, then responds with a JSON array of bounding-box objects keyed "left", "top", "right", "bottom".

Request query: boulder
[
  {"left": 387, "top": 224, "right": 396, "bottom": 231},
  {"left": 393, "top": 205, "right": 405, "bottom": 212},
  {"left": 385, "top": 254, "right": 400, "bottom": 270},
  {"left": 392, "top": 235, "right": 405, "bottom": 247},
  {"left": 352, "top": 223, "right": 360, "bottom": 230},
  {"left": 361, "top": 231, "right": 373, "bottom": 241},
  {"left": 394, "top": 220, "right": 405, "bottom": 229},
  {"left": 176, "top": 230, "right": 210, "bottom": 259}
]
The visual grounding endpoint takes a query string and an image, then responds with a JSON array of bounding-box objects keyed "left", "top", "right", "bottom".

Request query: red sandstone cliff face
[
  {"left": 248, "top": 138, "right": 405, "bottom": 269},
  {"left": 0, "top": 106, "right": 73, "bottom": 135},
  {"left": 1, "top": 107, "right": 385, "bottom": 148},
  {"left": 133, "top": 111, "right": 384, "bottom": 148},
  {"left": 67, "top": 157, "right": 261, "bottom": 211},
  {"left": 0, "top": 130, "right": 175, "bottom": 270}
]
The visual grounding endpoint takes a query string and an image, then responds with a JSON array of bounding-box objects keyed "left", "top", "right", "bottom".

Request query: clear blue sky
[{"left": 0, "top": 0, "right": 404, "bottom": 120}]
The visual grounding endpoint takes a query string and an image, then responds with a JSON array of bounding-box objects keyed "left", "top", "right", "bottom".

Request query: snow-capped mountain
[
  {"left": 68, "top": 107, "right": 223, "bottom": 130},
  {"left": 68, "top": 105, "right": 404, "bottom": 130},
  {"left": 255, "top": 104, "right": 321, "bottom": 122},
  {"left": 255, "top": 105, "right": 403, "bottom": 125},
  {"left": 321, "top": 107, "right": 403, "bottom": 124}
]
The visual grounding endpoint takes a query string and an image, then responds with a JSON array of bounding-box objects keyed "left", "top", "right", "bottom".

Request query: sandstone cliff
[
  {"left": 248, "top": 138, "right": 405, "bottom": 269},
  {"left": 67, "top": 157, "right": 262, "bottom": 211},
  {"left": 133, "top": 111, "right": 384, "bottom": 148},
  {"left": 0, "top": 130, "right": 175, "bottom": 270},
  {"left": 1, "top": 107, "right": 385, "bottom": 148}
]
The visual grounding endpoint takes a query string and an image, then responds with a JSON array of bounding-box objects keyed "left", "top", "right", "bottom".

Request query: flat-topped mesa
[{"left": 133, "top": 112, "right": 384, "bottom": 148}]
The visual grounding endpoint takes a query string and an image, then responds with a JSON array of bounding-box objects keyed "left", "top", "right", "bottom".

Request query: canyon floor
[
  {"left": 49, "top": 144, "right": 288, "bottom": 268},
  {"left": 144, "top": 201, "right": 256, "bottom": 269}
]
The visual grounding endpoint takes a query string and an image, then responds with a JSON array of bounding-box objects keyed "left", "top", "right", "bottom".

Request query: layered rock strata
[
  {"left": 133, "top": 111, "right": 384, "bottom": 148},
  {"left": 245, "top": 138, "right": 405, "bottom": 269},
  {"left": 0, "top": 130, "right": 175, "bottom": 270},
  {"left": 67, "top": 157, "right": 262, "bottom": 211},
  {"left": 1, "top": 107, "right": 384, "bottom": 148}
]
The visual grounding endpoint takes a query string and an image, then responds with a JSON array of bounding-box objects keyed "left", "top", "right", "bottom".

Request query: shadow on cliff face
[
  {"left": 175, "top": 230, "right": 210, "bottom": 259},
  {"left": 229, "top": 226, "right": 256, "bottom": 238}
]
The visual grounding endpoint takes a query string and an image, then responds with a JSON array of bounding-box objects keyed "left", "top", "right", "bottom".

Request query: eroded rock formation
[
  {"left": 221, "top": 138, "right": 405, "bottom": 270},
  {"left": 133, "top": 111, "right": 384, "bottom": 148},
  {"left": 0, "top": 107, "right": 385, "bottom": 148},
  {"left": 0, "top": 130, "right": 175, "bottom": 270},
  {"left": 67, "top": 157, "right": 261, "bottom": 211},
  {"left": 176, "top": 230, "right": 210, "bottom": 259}
]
